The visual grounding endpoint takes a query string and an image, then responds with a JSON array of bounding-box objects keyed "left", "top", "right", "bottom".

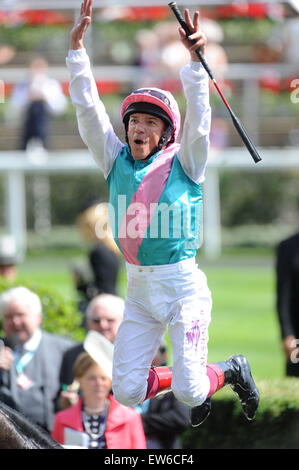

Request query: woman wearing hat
[{"left": 51, "top": 352, "right": 146, "bottom": 449}]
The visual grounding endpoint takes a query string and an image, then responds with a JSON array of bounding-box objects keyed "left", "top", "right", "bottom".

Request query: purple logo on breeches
[{"left": 186, "top": 320, "right": 201, "bottom": 351}]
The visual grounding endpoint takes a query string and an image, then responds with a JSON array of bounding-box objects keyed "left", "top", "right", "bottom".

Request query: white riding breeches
[{"left": 112, "top": 257, "right": 212, "bottom": 408}]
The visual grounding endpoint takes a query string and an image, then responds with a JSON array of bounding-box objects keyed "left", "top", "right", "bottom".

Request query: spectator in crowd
[
  {"left": 0, "top": 236, "right": 19, "bottom": 281},
  {"left": 7, "top": 57, "right": 67, "bottom": 235},
  {"left": 8, "top": 56, "right": 67, "bottom": 150},
  {"left": 59, "top": 293, "right": 124, "bottom": 409},
  {"left": 135, "top": 28, "right": 160, "bottom": 70},
  {"left": 134, "top": 28, "right": 161, "bottom": 87},
  {"left": 74, "top": 202, "right": 121, "bottom": 315},
  {"left": 153, "top": 17, "right": 227, "bottom": 78},
  {"left": 262, "top": 2, "right": 299, "bottom": 65},
  {"left": 51, "top": 352, "right": 146, "bottom": 449},
  {"left": 0, "top": 43, "right": 15, "bottom": 65},
  {"left": 139, "top": 342, "right": 190, "bottom": 449},
  {"left": 155, "top": 21, "right": 190, "bottom": 75},
  {"left": 276, "top": 231, "right": 299, "bottom": 377},
  {"left": 0, "top": 286, "right": 74, "bottom": 431},
  {"left": 281, "top": 6, "right": 299, "bottom": 64}
]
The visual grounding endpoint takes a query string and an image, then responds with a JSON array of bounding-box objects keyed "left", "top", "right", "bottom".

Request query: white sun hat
[{"left": 83, "top": 330, "right": 114, "bottom": 380}]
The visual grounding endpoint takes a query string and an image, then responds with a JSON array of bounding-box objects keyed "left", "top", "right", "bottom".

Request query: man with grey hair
[
  {"left": 0, "top": 286, "right": 74, "bottom": 431},
  {"left": 85, "top": 293, "right": 124, "bottom": 343},
  {"left": 58, "top": 293, "right": 124, "bottom": 408}
]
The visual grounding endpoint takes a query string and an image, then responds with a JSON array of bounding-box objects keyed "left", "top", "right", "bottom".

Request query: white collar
[{"left": 23, "top": 328, "right": 42, "bottom": 352}]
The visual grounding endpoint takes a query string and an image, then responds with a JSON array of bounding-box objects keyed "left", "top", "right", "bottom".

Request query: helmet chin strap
[
  {"left": 145, "top": 124, "right": 174, "bottom": 159},
  {"left": 159, "top": 125, "right": 174, "bottom": 148}
]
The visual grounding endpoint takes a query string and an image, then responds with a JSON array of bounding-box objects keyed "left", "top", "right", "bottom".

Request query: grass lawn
[
  {"left": 18, "top": 253, "right": 81, "bottom": 301},
  {"left": 16, "top": 247, "right": 284, "bottom": 381},
  {"left": 203, "top": 263, "right": 283, "bottom": 381}
]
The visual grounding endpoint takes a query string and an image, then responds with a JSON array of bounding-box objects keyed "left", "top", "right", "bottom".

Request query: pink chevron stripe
[{"left": 118, "top": 144, "right": 179, "bottom": 264}]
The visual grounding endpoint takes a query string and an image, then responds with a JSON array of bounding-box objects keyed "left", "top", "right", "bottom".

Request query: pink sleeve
[
  {"left": 51, "top": 414, "right": 65, "bottom": 445},
  {"left": 131, "top": 412, "right": 147, "bottom": 449}
]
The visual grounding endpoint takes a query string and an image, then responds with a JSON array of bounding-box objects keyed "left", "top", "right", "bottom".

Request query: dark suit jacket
[
  {"left": 276, "top": 232, "right": 299, "bottom": 375},
  {"left": 76, "top": 242, "right": 120, "bottom": 301},
  {"left": 141, "top": 392, "right": 190, "bottom": 449},
  {"left": 276, "top": 232, "right": 299, "bottom": 338},
  {"left": 59, "top": 342, "right": 84, "bottom": 387},
  {"left": 0, "top": 331, "right": 74, "bottom": 431}
]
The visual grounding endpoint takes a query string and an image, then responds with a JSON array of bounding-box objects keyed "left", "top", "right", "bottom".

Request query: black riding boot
[
  {"left": 190, "top": 355, "right": 259, "bottom": 427},
  {"left": 190, "top": 397, "right": 211, "bottom": 427},
  {"left": 217, "top": 354, "right": 259, "bottom": 421}
]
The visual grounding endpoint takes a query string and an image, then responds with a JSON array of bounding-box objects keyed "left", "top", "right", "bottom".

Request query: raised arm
[
  {"left": 66, "top": 0, "right": 123, "bottom": 178},
  {"left": 70, "top": 0, "right": 92, "bottom": 50},
  {"left": 177, "top": 10, "right": 211, "bottom": 184},
  {"left": 178, "top": 9, "right": 207, "bottom": 61}
]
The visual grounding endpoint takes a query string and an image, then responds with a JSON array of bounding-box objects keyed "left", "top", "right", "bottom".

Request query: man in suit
[
  {"left": 0, "top": 286, "right": 74, "bottom": 431},
  {"left": 58, "top": 293, "right": 124, "bottom": 409},
  {"left": 276, "top": 232, "right": 299, "bottom": 376}
]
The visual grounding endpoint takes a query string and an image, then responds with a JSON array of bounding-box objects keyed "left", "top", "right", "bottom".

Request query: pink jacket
[{"left": 51, "top": 396, "right": 146, "bottom": 449}]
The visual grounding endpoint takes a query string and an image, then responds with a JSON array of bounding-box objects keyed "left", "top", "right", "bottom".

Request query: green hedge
[
  {"left": 0, "top": 278, "right": 85, "bottom": 342},
  {"left": 182, "top": 378, "right": 299, "bottom": 449}
]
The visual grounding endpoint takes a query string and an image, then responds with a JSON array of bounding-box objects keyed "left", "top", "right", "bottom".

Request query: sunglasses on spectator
[{"left": 91, "top": 318, "right": 115, "bottom": 323}]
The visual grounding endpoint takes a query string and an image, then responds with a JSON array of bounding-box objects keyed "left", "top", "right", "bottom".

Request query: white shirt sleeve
[
  {"left": 43, "top": 78, "right": 67, "bottom": 115},
  {"left": 178, "top": 60, "right": 211, "bottom": 184},
  {"left": 65, "top": 48, "right": 123, "bottom": 179}
]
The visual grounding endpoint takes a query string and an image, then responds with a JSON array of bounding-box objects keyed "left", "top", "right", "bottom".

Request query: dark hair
[
  {"left": 73, "top": 351, "right": 99, "bottom": 378},
  {"left": 73, "top": 352, "right": 112, "bottom": 390}
]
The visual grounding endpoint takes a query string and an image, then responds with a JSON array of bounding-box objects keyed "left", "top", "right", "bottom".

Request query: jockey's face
[
  {"left": 2, "top": 300, "right": 42, "bottom": 345},
  {"left": 127, "top": 113, "right": 165, "bottom": 160}
]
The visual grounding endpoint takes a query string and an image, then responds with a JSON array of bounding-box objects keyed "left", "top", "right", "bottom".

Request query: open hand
[
  {"left": 178, "top": 9, "right": 207, "bottom": 61},
  {"left": 283, "top": 335, "right": 299, "bottom": 363},
  {"left": 59, "top": 390, "right": 79, "bottom": 410},
  {"left": 70, "top": 0, "right": 93, "bottom": 50}
]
